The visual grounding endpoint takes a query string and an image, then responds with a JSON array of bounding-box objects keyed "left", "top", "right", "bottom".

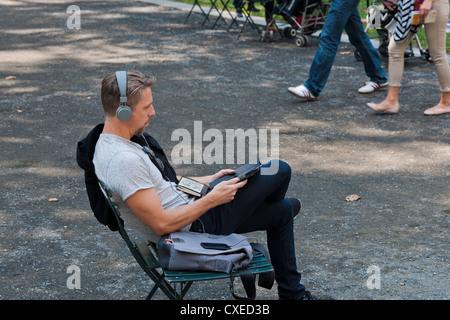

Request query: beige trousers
[{"left": 388, "top": 0, "right": 450, "bottom": 91}]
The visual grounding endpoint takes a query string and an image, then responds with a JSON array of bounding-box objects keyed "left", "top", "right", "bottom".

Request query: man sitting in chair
[{"left": 80, "top": 70, "right": 319, "bottom": 300}]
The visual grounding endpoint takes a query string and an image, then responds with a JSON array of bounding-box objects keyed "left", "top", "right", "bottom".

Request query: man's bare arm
[{"left": 125, "top": 177, "right": 246, "bottom": 236}]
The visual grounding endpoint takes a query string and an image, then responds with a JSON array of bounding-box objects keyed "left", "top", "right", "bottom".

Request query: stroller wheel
[
  {"left": 295, "top": 35, "right": 305, "bottom": 47},
  {"left": 302, "top": 35, "right": 309, "bottom": 46},
  {"left": 424, "top": 49, "right": 433, "bottom": 62},
  {"left": 260, "top": 31, "right": 267, "bottom": 42},
  {"left": 289, "top": 28, "right": 297, "bottom": 38},
  {"left": 259, "top": 30, "right": 275, "bottom": 42},
  {"left": 260, "top": 30, "right": 274, "bottom": 43},
  {"left": 284, "top": 27, "right": 296, "bottom": 39},
  {"left": 295, "top": 35, "right": 308, "bottom": 47}
]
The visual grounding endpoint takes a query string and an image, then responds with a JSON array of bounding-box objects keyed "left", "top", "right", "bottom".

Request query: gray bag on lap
[
  {"left": 158, "top": 231, "right": 274, "bottom": 299},
  {"left": 158, "top": 231, "right": 253, "bottom": 273}
]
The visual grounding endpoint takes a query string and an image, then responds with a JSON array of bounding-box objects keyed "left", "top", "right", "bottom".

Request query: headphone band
[
  {"left": 115, "top": 71, "right": 128, "bottom": 104},
  {"left": 115, "top": 71, "right": 133, "bottom": 121}
]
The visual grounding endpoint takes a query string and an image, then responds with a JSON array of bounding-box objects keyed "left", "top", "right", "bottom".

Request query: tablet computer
[{"left": 209, "top": 161, "right": 261, "bottom": 188}]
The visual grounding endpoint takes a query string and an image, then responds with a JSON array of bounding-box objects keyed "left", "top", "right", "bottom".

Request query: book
[
  {"left": 176, "top": 176, "right": 209, "bottom": 197},
  {"left": 411, "top": 9, "right": 436, "bottom": 25}
]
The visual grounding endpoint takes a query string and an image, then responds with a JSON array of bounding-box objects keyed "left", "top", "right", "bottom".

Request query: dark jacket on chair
[{"left": 76, "top": 123, "right": 178, "bottom": 231}]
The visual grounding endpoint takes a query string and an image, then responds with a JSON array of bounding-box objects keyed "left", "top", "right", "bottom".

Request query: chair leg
[
  {"left": 185, "top": 0, "right": 210, "bottom": 24},
  {"left": 210, "top": 0, "right": 230, "bottom": 29},
  {"left": 202, "top": 6, "right": 215, "bottom": 27},
  {"left": 145, "top": 269, "right": 182, "bottom": 300},
  {"left": 180, "top": 281, "right": 193, "bottom": 299},
  {"left": 145, "top": 284, "right": 159, "bottom": 300},
  {"left": 236, "top": 5, "right": 259, "bottom": 39},
  {"left": 157, "top": 278, "right": 182, "bottom": 300},
  {"left": 171, "top": 281, "right": 194, "bottom": 300}
]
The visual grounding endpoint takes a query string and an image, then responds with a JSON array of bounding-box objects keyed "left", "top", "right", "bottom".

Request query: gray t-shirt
[{"left": 93, "top": 134, "right": 194, "bottom": 242}]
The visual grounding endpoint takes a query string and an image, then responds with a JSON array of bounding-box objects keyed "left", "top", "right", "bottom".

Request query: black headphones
[{"left": 115, "top": 71, "right": 133, "bottom": 121}]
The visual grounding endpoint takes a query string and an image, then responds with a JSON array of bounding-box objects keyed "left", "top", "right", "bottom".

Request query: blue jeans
[
  {"left": 304, "top": 0, "right": 388, "bottom": 97},
  {"left": 190, "top": 160, "right": 305, "bottom": 300}
]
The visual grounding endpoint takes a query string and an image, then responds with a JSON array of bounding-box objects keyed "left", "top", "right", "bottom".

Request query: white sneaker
[
  {"left": 288, "top": 85, "right": 317, "bottom": 100},
  {"left": 358, "top": 81, "right": 388, "bottom": 94}
]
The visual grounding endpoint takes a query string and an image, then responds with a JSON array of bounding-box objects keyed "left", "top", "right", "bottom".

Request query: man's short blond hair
[{"left": 101, "top": 70, "right": 156, "bottom": 118}]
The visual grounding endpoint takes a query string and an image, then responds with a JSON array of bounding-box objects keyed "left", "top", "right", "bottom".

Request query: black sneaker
[
  {"left": 299, "top": 291, "right": 318, "bottom": 300},
  {"left": 287, "top": 198, "right": 302, "bottom": 219}
]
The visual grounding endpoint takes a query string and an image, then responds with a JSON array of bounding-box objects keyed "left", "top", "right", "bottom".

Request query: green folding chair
[
  {"left": 184, "top": 0, "right": 210, "bottom": 24},
  {"left": 98, "top": 180, "right": 274, "bottom": 300},
  {"left": 227, "top": 0, "right": 260, "bottom": 39}
]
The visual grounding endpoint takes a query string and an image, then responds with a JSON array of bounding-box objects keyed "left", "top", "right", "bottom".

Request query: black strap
[
  {"left": 251, "top": 243, "right": 275, "bottom": 290},
  {"left": 229, "top": 243, "right": 275, "bottom": 300},
  {"left": 230, "top": 267, "right": 256, "bottom": 300},
  {"left": 132, "top": 134, "right": 179, "bottom": 183}
]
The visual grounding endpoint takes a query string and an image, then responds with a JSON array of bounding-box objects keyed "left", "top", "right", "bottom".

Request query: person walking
[
  {"left": 367, "top": 0, "right": 450, "bottom": 115},
  {"left": 288, "top": 0, "right": 389, "bottom": 101}
]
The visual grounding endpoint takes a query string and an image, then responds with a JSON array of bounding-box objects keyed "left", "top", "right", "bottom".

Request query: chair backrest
[{"left": 97, "top": 180, "right": 160, "bottom": 271}]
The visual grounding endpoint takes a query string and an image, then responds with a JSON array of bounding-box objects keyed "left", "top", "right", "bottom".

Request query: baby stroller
[
  {"left": 261, "top": 0, "right": 331, "bottom": 47},
  {"left": 356, "top": 0, "right": 431, "bottom": 61}
]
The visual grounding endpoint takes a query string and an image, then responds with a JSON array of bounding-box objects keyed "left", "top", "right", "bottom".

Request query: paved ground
[{"left": 1, "top": 0, "right": 449, "bottom": 301}]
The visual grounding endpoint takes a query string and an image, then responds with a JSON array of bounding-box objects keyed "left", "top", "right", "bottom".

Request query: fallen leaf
[
  {"left": 5, "top": 75, "right": 16, "bottom": 80},
  {"left": 345, "top": 194, "right": 361, "bottom": 202},
  {"left": 48, "top": 198, "right": 59, "bottom": 202},
  {"left": 340, "top": 51, "right": 351, "bottom": 55}
]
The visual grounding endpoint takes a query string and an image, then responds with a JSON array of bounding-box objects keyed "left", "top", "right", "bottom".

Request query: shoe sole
[
  {"left": 367, "top": 102, "right": 399, "bottom": 114},
  {"left": 358, "top": 83, "right": 388, "bottom": 94},
  {"left": 424, "top": 108, "right": 450, "bottom": 116},
  {"left": 288, "top": 88, "right": 317, "bottom": 100},
  {"left": 287, "top": 198, "right": 302, "bottom": 219},
  {"left": 295, "top": 198, "right": 302, "bottom": 219}
]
